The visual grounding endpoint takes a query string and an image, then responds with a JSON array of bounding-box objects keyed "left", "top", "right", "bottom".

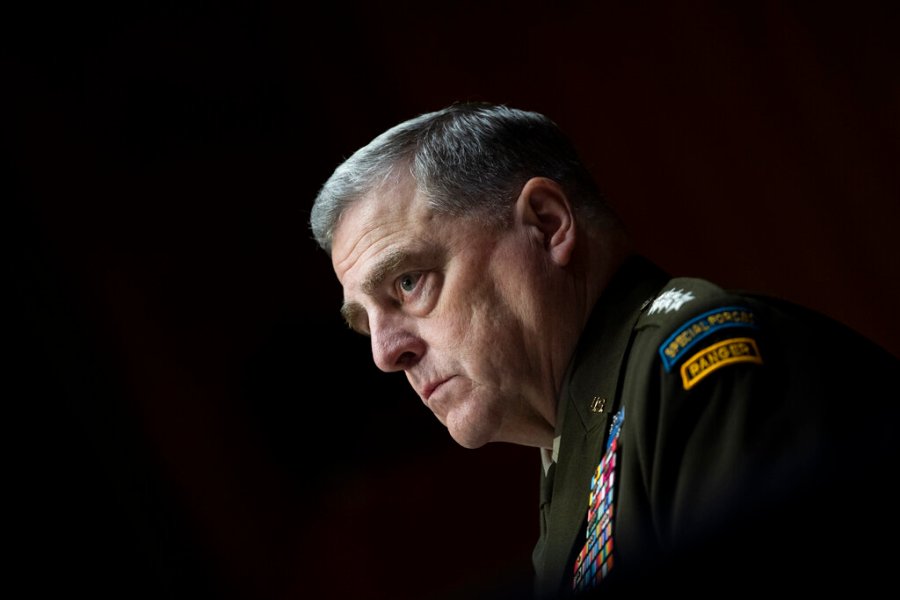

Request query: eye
[{"left": 398, "top": 272, "right": 422, "bottom": 295}]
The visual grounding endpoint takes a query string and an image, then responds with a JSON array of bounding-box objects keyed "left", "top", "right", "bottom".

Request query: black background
[{"left": 7, "top": 2, "right": 900, "bottom": 599}]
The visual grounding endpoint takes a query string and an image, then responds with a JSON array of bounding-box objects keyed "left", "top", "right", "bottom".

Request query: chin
[
  {"left": 445, "top": 405, "right": 500, "bottom": 449},
  {"left": 449, "top": 429, "right": 490, "bottom": 449}
]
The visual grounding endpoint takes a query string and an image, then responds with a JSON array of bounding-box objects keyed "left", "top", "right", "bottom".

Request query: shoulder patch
[
  {"left": 659, "top": 306, "right": 758, "bottom": 372},
  {"left": 680, "top": 336, "right": 763, "bottom": 390}
]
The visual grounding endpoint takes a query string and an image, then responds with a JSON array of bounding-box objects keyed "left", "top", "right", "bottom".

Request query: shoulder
[
  {"left": 636, "top": 277, "right": 758, "bottom": 346},
  {"left": 632, "top": 277, "right": 766, "bottom": 388},
  {"left": 631, "top": 275, "right": 898, "bottom": 391}
]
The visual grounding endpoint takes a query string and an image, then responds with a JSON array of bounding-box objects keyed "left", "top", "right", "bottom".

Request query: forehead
[{"left": 331, "top": 175, "right": 431, "bottom": 283}]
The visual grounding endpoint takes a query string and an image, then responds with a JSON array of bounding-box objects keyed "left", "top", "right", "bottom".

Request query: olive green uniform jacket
[{"left": 533, "top": 255, "right": 900, "bottom": 598}]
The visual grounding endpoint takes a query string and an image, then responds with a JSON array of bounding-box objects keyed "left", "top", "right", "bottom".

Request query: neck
[{"left": 579, "top": 227, "right": 634, "bottom": 329}]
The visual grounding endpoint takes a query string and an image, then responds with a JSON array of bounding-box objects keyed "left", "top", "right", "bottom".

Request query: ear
[{"left": 514, "top": 177, "right": 577, "bottom": 266}]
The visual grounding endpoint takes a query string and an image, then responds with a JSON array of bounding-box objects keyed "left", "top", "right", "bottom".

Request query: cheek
[
  {"left": 457, "top": 293, "right": 526, "bottom": 373},
  {"left": 435, "top": 243, "right": 534, "bottom": 368}
]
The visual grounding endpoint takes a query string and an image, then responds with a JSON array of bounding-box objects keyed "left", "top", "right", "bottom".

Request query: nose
[{"left": 369, "top": 313, "right": 425, "bottom": 372}]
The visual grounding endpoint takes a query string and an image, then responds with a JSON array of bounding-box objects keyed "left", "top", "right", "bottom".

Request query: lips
[{"left": 421, "top": 376, "right": 453, "bottom": 401}]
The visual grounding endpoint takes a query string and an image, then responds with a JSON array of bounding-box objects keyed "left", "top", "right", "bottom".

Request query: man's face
[{"left": 331, "top": 175, "right": 554, "bottom": 449}]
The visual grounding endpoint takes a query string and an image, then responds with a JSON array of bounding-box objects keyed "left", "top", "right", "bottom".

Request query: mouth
[{"left": 422, "top": 376, "right": 454, "bottom": 402}]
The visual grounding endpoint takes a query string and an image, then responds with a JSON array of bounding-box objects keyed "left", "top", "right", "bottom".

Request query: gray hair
[{"left": 310, "top": 102, "right": 616, "bottom": 252}]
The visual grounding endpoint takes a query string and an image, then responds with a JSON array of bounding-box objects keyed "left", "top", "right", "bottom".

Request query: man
[{"left": 309, "top": 102, "right": 900, "bottom": 597}]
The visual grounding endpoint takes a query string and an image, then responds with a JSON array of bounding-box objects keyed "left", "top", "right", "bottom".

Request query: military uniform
[{"left": 533, "top": 255, "right": 900, "bottom": 598}]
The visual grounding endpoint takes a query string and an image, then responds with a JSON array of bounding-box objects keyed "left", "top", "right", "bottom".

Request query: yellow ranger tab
[
  {"left": 659, "top": 306, "right": 757, "bottom": 372},
  {"left": 680, "top": 337, "right": 763, "bottom": 390}
]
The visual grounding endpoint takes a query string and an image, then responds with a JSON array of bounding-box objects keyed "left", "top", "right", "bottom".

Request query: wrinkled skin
[{"left": 330, "top": 175, "right": 583, "bottom": 449}]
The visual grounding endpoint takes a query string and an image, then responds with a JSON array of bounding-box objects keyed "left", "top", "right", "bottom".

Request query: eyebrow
[
  {"left": 361, "top": 247, "right": 410, "bottom": 296},
  {"left": 340, "top": 301, "right": 368, "bottom": 335},
  {"left": 339, "top": 247, "right": 412, "bottom": 334}
]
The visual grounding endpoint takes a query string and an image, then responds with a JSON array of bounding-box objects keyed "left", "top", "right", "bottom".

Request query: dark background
[{"left": 7, "top": 1, "right": 899, "bottom": 599}]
